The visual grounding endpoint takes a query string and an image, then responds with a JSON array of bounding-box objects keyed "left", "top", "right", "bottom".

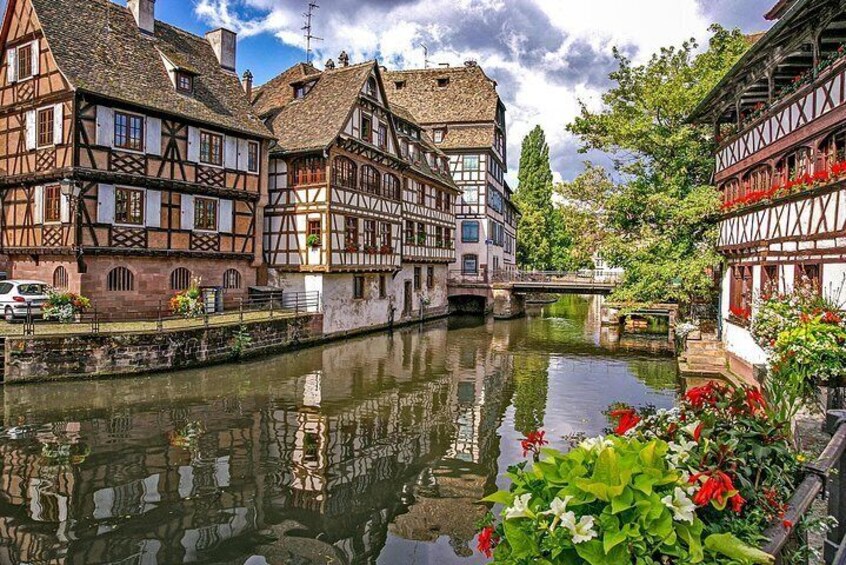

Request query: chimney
[
  {"left": 464, "top": 59, "right": 478, "bottom": 67},
  {"left": 338, "top": 50, "right": 350, "bottom": 67},
  {"left": 242, "top": 70, "right": 253, "bottom": 99},
  {"left": 206, "top": 28, "right": 237, "bottom": 72},
  {"left": 325, "top": 59, "right": 335, "bottom": 70},
  {"left": 127, "top": 0, "right": 155, "bottom": 34}
]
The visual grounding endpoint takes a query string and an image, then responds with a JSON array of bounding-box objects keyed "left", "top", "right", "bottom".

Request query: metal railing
[
  {"left": 447, "top": 269, "right": 624, "bottom": 286},
  {"left": 12, "top": 291, "right": 321, "bottom": 336}
]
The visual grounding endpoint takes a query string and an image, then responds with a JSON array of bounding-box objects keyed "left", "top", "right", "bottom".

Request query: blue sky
[{"left": 3, "top": 0, "right": 774, "bottom": 182}]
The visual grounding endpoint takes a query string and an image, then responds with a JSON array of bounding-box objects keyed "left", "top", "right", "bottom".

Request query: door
[{"left": 403, "top": 281, "right": 412, "bottom": 316}]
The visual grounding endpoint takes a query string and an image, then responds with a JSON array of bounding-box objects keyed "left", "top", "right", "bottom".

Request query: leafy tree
[{"left": 565, "top": 25, "right": 749, "bottom": 305}]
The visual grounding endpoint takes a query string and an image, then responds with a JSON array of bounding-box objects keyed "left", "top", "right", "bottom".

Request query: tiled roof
[
  {"left": 251, "top": 62, "right": 319, "bottom": 115},
  {"left": 29, "top": 0, "right": 271, "bottom": 138},
  {"left": 391, "top": 103, "right": 458, "bottom": 192},
  {"left": 384, "top": 65, "right": 501, "bottom": 124},
  {"left": 260, "top": 61, "right": 374, "bottom": 154},
  {"left": 436, "top": 124, "right": 496, "bottom": 151}
]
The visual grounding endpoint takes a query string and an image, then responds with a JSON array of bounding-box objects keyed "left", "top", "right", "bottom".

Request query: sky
[{"left": 3, "top": 0, "right": 775, "bottom": 184}]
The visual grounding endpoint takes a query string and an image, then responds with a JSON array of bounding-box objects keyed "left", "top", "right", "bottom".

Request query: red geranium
[
  {"left": 745, "top": 388, "right": 766, "bottom": 415},
  {"left": 610, "top": 408, "right": 641, "bottom": 435},
  {"left": 822, "top": 311, "right": 843, "bottom": 325},
  {"left": 477, "top": 526, "right": 499, "bottom": 558},
  {"left": 520, "top": 430, "right": 548, "bottom": 458}
]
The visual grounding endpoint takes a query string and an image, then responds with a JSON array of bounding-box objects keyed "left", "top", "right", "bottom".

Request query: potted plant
[
  {"left": 170, "top": 278, "right": 205, "bottom": 318},
  {"left": 364, "top": 245, "right": 378, "bottom": 254},
  {"left": 306, "top": 234, "right": 321, "bottom": 248},
  {"left": 379, "top": 244, "right": 393, "bottom": 255},
  {"left": 345, "top": 242, "right": 360, "bottom": 253},
  {"left": 416, "top": 233, "right": 426, "bottom": 246},
  {"left": 43, "top": 290, "right": 91, "bottom": 323}
]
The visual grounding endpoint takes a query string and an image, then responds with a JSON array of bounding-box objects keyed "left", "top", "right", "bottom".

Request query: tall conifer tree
[{"left": 514, "top": 126, "right": 557, "bottom": 270}]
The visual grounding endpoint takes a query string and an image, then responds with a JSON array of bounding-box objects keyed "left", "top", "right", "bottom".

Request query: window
[
  {"left": 417, "top": 223, "right": 426, "bottom": 246},
  {"left": 223, "top": 269, "right": 242, "bottom": 289},
  {"left": 444, "top": 193, "right": 452, "bottom": 212},
  {"left": 176, "top": 72, "right": 193, "bottom": 94},
  {"left": 200, "top": 131, "right": 223, "bottom": 166},
  {"left": 394, "top": 80, "right": 406, "bottom": 90},
  {"left": 353, "top": 276, "right": 365, "bottom": 299},
  {"left": 762, "top": 265, "right": 779, "bottom": 293},
  {"left": 435, "top": 190, "right": 443, "bottom": 210},
  {"left": 53, "top": 266, "right": 68, "bottom": 290},
  {"left": 107, "top": 267, "right": 134, "bottom": 292},
  {"left": 743, "top": 166, "right": 771, "bottom": 193},
  {"left": 405, "top": 220, "right": 415, "bottom": 244},
  {"left": 170, "top": 267, "right": 191, "bottom": 290},
  {"left": 433, "top": 129, "right": 445, "bottom": 143},
  {"left": 426, "top": 266, "right": 434, "bottom": 290},
  {"left": 488, "top": 186, "right": 503, "bottom": 213},
  {"left": 776, "top": 147, "right": 810, "bottom": 185},
  {"left": 291, "top": 157, "right": 326, "bottom": 186},
  {"left": 37, "top": 106, "right": 54, "bottom": 148},
  {"left": 115, "top": 187, "right": 144, "bottom": 225},
  {"left": 366, "top": 77, "right": 377, "bottom": 98},
  {"left": 729, "top": 265, "right": 753, "bottom": 314},
  {"left": 414, "top": 266, "right": 422, "bottom": 290},
  {"left": 247, "top": 142, "right": 259, "bottom": 173},
  {"left": 437, "top": 78, "right": 450, "bottom": 87},
  {"left": 462, "top": 254, "right": 478, "bottom": 274},
  {"left": 16, "top": 43, "right": 32, "bottom": 81},
  {"left": 463, "top": 154, "right": 479, "bottom": 171},
  {"left": 332, "top": 156, "right": 357, "bottom": 189},
  {"left": 379, "top": 275, "right": 387, "bottom": 299},
  {"left": 194, "top": 197, "right": 218, "bottom": 231},
  {"left": 795, "top": 263, "right": 822, "bottom": 292},
  {"left": 380, "top": 222, "right": 392, "bottom": 249},
  {"left": 308, "top": 219, "right": 321, "bottom": 246},
  {"left": 114, "top": 111, "right": 144, "bottom": 152},
  {"left": 364, "top": 220, "right": 377, "bottom": 248},
  {"left": 462, "top": 220, "right": 479, "bottom": 242},
  {"left": 360, "top": 165, "right": 380, "bottom": 195},
  {"left": 44, "top": 185, "right": 61, "bottom": 223},
  {"left": 383, "top": 174, "right": 400, "bottom": 200},
  {"left": 418, "top": 183, "right": 426, "bottom": 205},
  {"left": 345, "top": 216, "right": 359, "bottom": 247},
  {"left": 445, "top": 228, "right": 452, "bottom": 248},
  {"left": 463, "top": 186, "right": 479, "bottom": 204},
  {"left": 361, "top": 116, "right": 373, "bottom": 143},
  {"left": 377, "top": 124, "right": 387, "bottom": 149},
  {"left": 435, "top": 226, "right": 443, "bottom": 247}
]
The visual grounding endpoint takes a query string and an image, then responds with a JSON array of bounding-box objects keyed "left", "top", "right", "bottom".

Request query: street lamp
[{"left": 60, "top": 178, "right": 83, "bottom": 259}]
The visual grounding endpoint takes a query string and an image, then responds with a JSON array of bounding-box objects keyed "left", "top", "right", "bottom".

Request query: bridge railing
[{"left": 448, "top": 269, "right": 624, "bottom": 286}]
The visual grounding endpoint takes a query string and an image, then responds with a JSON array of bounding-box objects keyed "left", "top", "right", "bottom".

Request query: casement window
[
  {"left": 427, "top": 266, "right": 435, "bottom": 290},
  {"left": 462, "top": 254, "right": 479, "bottom": 274},
  {"left": 405, "top": 220, "right": 415, "bottom": 244},
  {"left": 435, "top": 226, "right": 443, "bottom": 247},
  {"left": 360, "top": 165, "right": 380, "bottom": 194},
  {"left": 292, "top": 157, "right": 327, "bottom": 186},
  {"left": 463, "top": 154, "right": 479, "bottom": 171},
  {"left": 379, "top": 275, "right": 387, "bottom": 299},
  {"left": 16, "top": 43, "right": 32, "bottom": 81},
  {"left": 115, "top": 187, "right": 145, "bottom": 225},
  {"left": 200, "top": 131, "right": 224, "bottom": 166},
  {"left": 377, "top": 124, "right": 387, "bottom": 149},
  {"left": 795, "top": 263, "right": 822, "bottom": 292},
  {"left": 44, "top": 185, "right": 61, "bottom": 223},
  {"left": 247, "top": 141, "right": 259, "bottom": 173},
  {"left": 383, "top": 174, "right": 400, "bottom": 200},
  {"left": 6, "top": 39, "right": 39, "bottom": 83},
  {"left": 416, "top": 223, "right": 426, "bottom": 246},
  {"left": 37, "top": 106, "right": 54, "bottom": 148},
  {"left": 308, "top": 219, "right": 322, "bottom": 246},
  {"left": 776, "top": 147, "right": 810, "bottom": 184},
  {"left": 444, "top": 193, "right": 452, "bottom": 212},
  {"left": 361, "top": 116, "right": 373, "bottom": 143},
  {"left": 345, "top": 217, "right": 359, "bottom": 246},
  {"left": 729, "top": 265, "right": 753, "bottom": 313},
  {"left": 744, "top": 166, "right": 771, "bottom": 193},
  {"left": 435, "top": 190, "right": 443, "bottom": 210},
  {"left": 176, "top": 72, "right": 194, "bottom": 94},
  {"left": 418, "top": 183, "right": 426, "bottom": 205},
  {"left": 462, "top": 220, "right": 480, "bottom": 243},
  {"left": 194, "top": 197, "right": 218, "bottom": 231},
  {"left": 433, "top": 129, "right": 445, "bottom": 143},
  {"left": 353, "top": 276, "right": 365, "bottom": 299},
  {"left": 445, "top": 228, "right": 453, "bottom": 248},
  {"left": 414, "top": 266, "right": 422, "bottom": 291},
  {"left": 364, "top": 220, "right": 377, "bottom": 248},
  {"left": 463, "top": 186, "right": 479, "bottom": 204},
  {"left": 380, "top": 222, "right": 392, "bottom": 248},
  {"left": 332, "top": 156, "right": 357, "bottom": 189},
  {"left": 114, "top": 111, "right": 144, "bottom": 152}
]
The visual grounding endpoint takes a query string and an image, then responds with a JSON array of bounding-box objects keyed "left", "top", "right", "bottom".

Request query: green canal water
[{"left": 0, "top": 295, "right": 678, "bottom": 564}]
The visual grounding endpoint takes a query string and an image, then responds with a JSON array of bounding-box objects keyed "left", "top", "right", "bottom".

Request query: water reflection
[{"left": 0, "top": 295, "right": 677, "bottom": 564}]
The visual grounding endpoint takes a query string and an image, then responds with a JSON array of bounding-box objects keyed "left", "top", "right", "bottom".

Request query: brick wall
[{"left": 3, "top": 313, "right": 323, "bottom": 383}]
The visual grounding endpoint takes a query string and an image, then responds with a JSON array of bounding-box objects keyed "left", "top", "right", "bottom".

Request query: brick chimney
[
  {"left": 206, "top": 28, "right": 237, "bottom": 72},
  {"left": 242, "top": 70, "right": 253, "bottom": 99},
  {"left": 127, "top": 0, "right": 155, "bottom": 34}
]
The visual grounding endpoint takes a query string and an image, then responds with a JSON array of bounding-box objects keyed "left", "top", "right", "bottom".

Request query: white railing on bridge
[{"left": 448, "top": 269, "right": 623, "bottom": 286}]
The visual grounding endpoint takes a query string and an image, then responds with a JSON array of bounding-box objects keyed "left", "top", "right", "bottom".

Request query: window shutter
[
  {"left": 218, "top": 199, "right": 233, "bottom": 233},
  {"left": 95, "top": 106, "right": 114, "bottom": 147},
  {"left": 145, "top": 117, "right": 162, "bottom": 156},
  {"left": 145, "top": 190, "right": 161, "bottom": 228},
  {"left": 30, "top": 39, "right": 39, "bottom": 76},
  {"left": 97, "top": 184, "right": 115, "bottom": 224},
  {"left": 60, "top": 192, "right": 70, "bottom": 223},
  {"left": 224, "top": 136, "right": 237, "bottom": 169},
  {"left": 6, "top": 48, "right": 16, "bottom": 83},
  {"left": 33, "top": 186, "right": 44, "bottom": 224},
  {"left": 25, "top": 110, "right": 36, "bottom": 150},
  {"left": 236, "top": 139, "right": 247, "bottom": 171},
  {"left": 187, "top": 127, "right": 200, "bottom": 162},
  {"left": 53, "top": 103, "right": 63, "bottom": 145},
  {"left": 180, "top": 194, "right": 195, "bottom": 230}
]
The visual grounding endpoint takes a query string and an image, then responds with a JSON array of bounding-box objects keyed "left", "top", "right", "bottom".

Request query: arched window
[
  {"left": 821, "top": 129, "right": 846, "bottom": 171},
  {"left": 291, "top": 157, "right": 327, "bottom": 187},
  {"left": 742, "top": 165, "right": 771, "bottom": 193},
  {"left": 53, "top": 266, "right": 68, "bottom": 290},
  {"left": 383, "top": 174, "right": 400, "bottom": 200},
  {"left": 775, "top": 147, "right": 810, "bottom": 184},
  {"left": 360, "top": 165, "right": 380, "bottom": 195},
  {"left": 107, "top": 267, "right": 134, "bottom": 292},
  {"left": 721, "top": 178, "right": 740, "bottom": 204},
  {"left": 223, "top": 269, "right": 242, "bottom": 289},
  {"left": 170, "top": 267, "right": 191, "bottom": 290},
  {"left": 332, "top": 156, "right": 357, "bottom": 189}
]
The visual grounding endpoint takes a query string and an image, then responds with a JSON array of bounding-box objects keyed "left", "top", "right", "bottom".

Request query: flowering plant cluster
[
  {"left": 729, "top": 305, "right": 752, "bottom": 324},
  {"left": 721, "top": 162, "right": 846, "bottom": 213},
  {"left": 478, "top": 382, "right": 805, "bottom": 564},
  {"left": 170, "top": 278, "right": 205, "bottom": 319},
  {"left": 43, "top": 290, "right": 91, "bottom": 323}
]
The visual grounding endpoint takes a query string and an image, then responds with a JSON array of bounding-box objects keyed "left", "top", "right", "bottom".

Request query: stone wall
[{"left": 4, "top": 313, "right": 323, "bottom": 383}]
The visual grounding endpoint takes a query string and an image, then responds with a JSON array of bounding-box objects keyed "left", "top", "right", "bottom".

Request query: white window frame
[
  {"left": 112, "top": 109, "right": 146, "bottom": 155},
  {"left": 112, "top": 186, "right": 147, "bottom": 228},
  {"left": 192, "top": 195, "right": 220, "bottom": 233},
  {"left": 13, "top": 40, "right": 38, "bottom": 83}
]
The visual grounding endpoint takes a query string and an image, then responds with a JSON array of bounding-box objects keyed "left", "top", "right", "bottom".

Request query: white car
[{"left": 0, "top": 280, "right": 51, "bottom": 322}]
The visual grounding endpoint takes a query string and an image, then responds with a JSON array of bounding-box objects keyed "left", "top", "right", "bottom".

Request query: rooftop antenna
[
  {"left": 302, "top": 2, "right": 323, "bottom": 64},
  {"left": 417, "top": 43, "right": 432, "bottom": 69}
]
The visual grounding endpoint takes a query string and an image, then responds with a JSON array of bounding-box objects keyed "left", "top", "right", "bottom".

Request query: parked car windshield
[{"left": 17, "top": 284, "right": 48, "bottom": 296}]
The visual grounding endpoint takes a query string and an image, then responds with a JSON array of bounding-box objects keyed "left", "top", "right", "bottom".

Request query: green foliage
[
  {"left": 564, "top": 26, "right": 749, "bottom": 305},
  {"left": 512, "top": 354, "right": 549, "bottom": 434},
  {"left": 43, "top": 291, "right": 91, "bottom": 323},
  {"left": 231, "top": 324, "right": 253, "bottom": 359},
  {"left": 170, "top": 278, "right": 205, "bottom": 319}
]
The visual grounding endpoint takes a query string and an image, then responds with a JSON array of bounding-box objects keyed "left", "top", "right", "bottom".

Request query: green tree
[{"left": 565, "top": 25, "right": 749, "bottom": 305}]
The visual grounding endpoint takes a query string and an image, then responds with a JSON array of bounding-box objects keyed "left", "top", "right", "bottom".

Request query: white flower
[
  {"left": 562, "top": 514, "right": 598, "bottom": 544},
  {"left": 662, "top": 487, "right": 697, "bottom": 524},
  {"left": 683, "top": 421, "right": 701, "bottom": 438},
  {"left": 579, "top": 437, "right": 612, "bottom": 452},
  {"left": 541, "top": 496, "right": 575, "bottom": 531},
  {"left": 667, "top": 439, "right": 697, "bottom": 467},
  {"left": 504, "top": 493, "right": 533, "bottom": 520}
]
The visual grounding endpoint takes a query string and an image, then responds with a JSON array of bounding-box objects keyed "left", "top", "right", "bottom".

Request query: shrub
[
  {"left": 170, "top": 278, "right": 205, "bottom": 318},
  {"left": 43, "top": 290, "right": 91, "bottom": 323}
]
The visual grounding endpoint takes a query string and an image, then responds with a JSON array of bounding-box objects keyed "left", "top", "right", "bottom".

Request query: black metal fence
[{"left": 16, "top": 291, "right": 322, "bottom": 336}]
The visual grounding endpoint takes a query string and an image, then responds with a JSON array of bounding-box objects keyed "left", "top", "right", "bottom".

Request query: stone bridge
[{"left": 447, "top": 270, "right": 622, "bottom": 318}]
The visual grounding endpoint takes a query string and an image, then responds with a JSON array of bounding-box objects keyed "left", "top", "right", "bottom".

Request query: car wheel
[{"left": 4, "top": 307, "right": 14, "bottom": 323}]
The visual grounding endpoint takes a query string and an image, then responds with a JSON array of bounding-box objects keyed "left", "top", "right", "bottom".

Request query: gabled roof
[
  {"left": 391, "top": 102, "right": 458, "bottom": 192},
  {"left": 384, "top": 65, "right": 501, "bottom": 124},
  {"left": 260, "top": 61, "right": 375, "bottom": 154},
  {"left": 18, "top": 0, "right": 270, "bottom": 138},
  {"left": 436, "top": 124, "right": 496, "bottom": 151}
]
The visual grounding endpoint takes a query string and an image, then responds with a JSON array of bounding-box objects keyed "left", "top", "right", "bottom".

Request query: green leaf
[
  {"left": 503, "top": 520, "right": 538, "bottom": 558},
  {"left": 481, "top": 491, "right": 514, "bottom": 506},
  {"left": 603, "top": 528, "right": 628, "bottom": 554},
  {"left": 676, "top": 520, "right": 704, "bottom": 562},
  {"left": 704, "top": 533, "right": 775, "bottom": 564},
  {"left": 576, "top": 539, "right": 629, "bottom": 565},
  {"left": 611, "top": 487, "right": 634, "bottom": 514},
  {"left": 575, "top": 447, "right": 631, "bottom": 501}
]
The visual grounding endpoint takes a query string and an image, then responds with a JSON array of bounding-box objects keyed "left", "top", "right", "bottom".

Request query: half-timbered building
[
  {"left": 254, "top": 57, "right": 459, "bottom": 335},
  {"left": 385, "top": 62, "right": 518, "bottom": 280},
  {"left": 0, "top": 0, "right": 271, "bottom": 315},
  {"left": 691, "top": 0, "right": 846, "bottom": 378}
]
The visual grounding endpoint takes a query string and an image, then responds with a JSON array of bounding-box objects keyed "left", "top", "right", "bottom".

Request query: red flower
[
  {"left": 477, "top": 526, "right": 498, "bottom": 558},
  {"left": 610, "top": 408, "right": 641, "bottom": 435},
  {"left": 693, "top": 422, "right": 703, "bottom": 442},
  {"left": 745, "top": 388, "right": 766, "bottom": 414},
  {"left": 520, "top": 430, "right": 548, "bottom": 457},
  {"left": 730, "top": 493, "right": 746, "bottom": 513},
  {"left": 691, "top": 470, "right": 737, "bottom": 508},
  {"left": 782, "top": 520, "right": 793, "bottom": 530},
  {"left": 822, "top": 311, "right": 843, "bottom": 325},
  {"left": 684, "top": 382, "right": 725, "bottom": 409}
]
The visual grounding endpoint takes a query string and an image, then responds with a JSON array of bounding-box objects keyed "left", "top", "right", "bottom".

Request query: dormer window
[
  {"left": 293, "top": 80, "right": 316, "bottom": 99},
  {"left": 176, "top": 71, "right": 194, "bottom": 94},
  {"left": 437, "top": 78, "right": 449, "bottom": 88},
  {"left": 433, "top": 128, "right": 445, "bottom": 143},
  {"left": 394, "top": 80, "right": 406, "bottom": 90},
  {"left": 366, "top": 77, "right": 377, "bottom": 98}
]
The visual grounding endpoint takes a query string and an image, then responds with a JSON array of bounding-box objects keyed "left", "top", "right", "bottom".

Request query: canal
[{"left": 0, "top": 295, "right": 678, "bottom": 564}]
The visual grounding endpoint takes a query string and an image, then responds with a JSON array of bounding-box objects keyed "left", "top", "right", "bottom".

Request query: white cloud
[{"left": 193, "top": 0, "right": 770, "bottom": 184}]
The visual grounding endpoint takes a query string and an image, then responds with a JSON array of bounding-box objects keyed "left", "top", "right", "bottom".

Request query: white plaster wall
[
  {"left": 720, "top": 269, "right": 731, "bottom": 319},
  {"left": 394, "top": 263, "right": 449, "bottom": 321},
  {"left": 824, "top": 263, "right": 846, "bottom": 305},
  {"left": 723, "top": 322, "right": 768, "bottom": 367}
]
